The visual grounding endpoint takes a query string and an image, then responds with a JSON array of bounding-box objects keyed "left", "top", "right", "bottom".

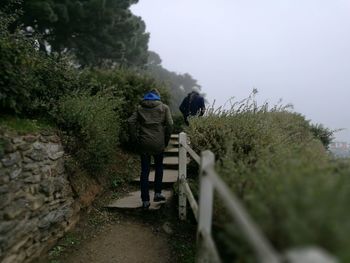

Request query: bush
[
  {"left": 81, "top": 68, "right": 171, "bottom": 145},
  {"left": 187, "top": 95, "right": 350, "bottom": 261},
  {"left": 0, "top": 11, "right": 81, "bottom": 116},
  {"left": 57, "top": 92, "right": 122, "bottom": 175},
  {"left": 309, "top": 123, "right": 335, "bottom": 149},
  {"left": 172, "top": 114, "right": 186, "bottom": 134},
  {"left": 81, "top": 68, "right": 170, "bottom": 118}
]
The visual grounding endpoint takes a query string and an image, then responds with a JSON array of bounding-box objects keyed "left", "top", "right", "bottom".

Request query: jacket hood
[
  {"left": 140, "top": 100, "right": 162, "bottom": 108},
  {"left": 143, "top": 92, "right": 160, "bottom": 101}
]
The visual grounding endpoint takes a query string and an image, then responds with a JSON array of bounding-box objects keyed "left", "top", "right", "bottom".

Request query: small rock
[
  {"left": 40, "top": 179, "right": 54, "bottom": 196},
  {"left": 24, "top": 174, "right": 41, "bottom": 183},
  {"left": 10, "top": 235, "right": 30, "bottom": 253},
  {"left": 53, "top": 177, "right": 67, "bottom": 192},
  {"left": 28, "top": 183, "right": 40, "bottom": 195},
  {"left": 32, "top": 141, "right": 43, "bottom": 150},
  {"left": 0, "top": 185, "right": 9, "bottom": 194},
  {"left": 41, "top": 166, "right": 52, "bottom": 178},
  {"left": 53, "top": 159, "right": 65, "bottom": 174},
  {"left": 4, "top": 140, "right": 15, "bottom": 154},
  {"left": 14, "top": 190, "right": 27, "bottom": 199},
  {"left": 23, "top": 134, "right": 38, "bottom": 143},
  {"left": 40, "top": 130, "right": 53, "bottom": 136},
  {"left": 0, "top": 194, "right": 11, "bottom": 209},
  {"left": 17, "top": 143, "right": 31, "bottom": 151},
  {"left": 23, "top": 163, "right": 39, "bottom": 172},
  {"left": 162, "top": 222, "right": 173, "bottom": 235},
  {"left": 28, "top": 195, "right": 45, "bottom": 211},
  {"left": 1, "top": 254, "right": 17, "bottom": 263},
  {"left": 1, "top": 152, "right": 21, "bottom": 167},
  {"left": 0, "top": 221, "right": 16, "bottom": 235},
  {"left": 49, "top": 151, "right": 64, "bottom": 161},
  {"left": 4, "top": 205, "right": 24, "bottom": 220},
  {"left": 27, "top": 149, "right": 46, "bottom": 161},
  {"left": 25, "top": 242, "right": 40, "bottom": 258},
  {"left": 49, "top": 135, "right": 60, "bottom": 143},
  {"left": 10, "top": 168, "right": 22, "bottom": 180},
  {"left": 0, "top": 166, "right": 8, "bottom": 176},
  {"left": 39, "top": 135, "right": 49, "bottom": 143},
  {"left": 12, "top": 137, "right": 23, "bottom": 144},
  {"left": 0, "top": 175, "right": 10, "bottom": 184},
  {"left": 39, "top": 210, "right": 66, "bottom": 229},
  {"left": 22, "top": 157, "right": 33, "bottom": 164}
]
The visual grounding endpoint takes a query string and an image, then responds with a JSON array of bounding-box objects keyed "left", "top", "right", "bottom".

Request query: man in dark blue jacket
[{"left": 179, "top": 87, "right": 205, "bottom": 125}]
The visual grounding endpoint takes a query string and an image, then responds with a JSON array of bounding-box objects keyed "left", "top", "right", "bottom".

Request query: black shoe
[
  {"left": 142, "top": 201, "right": 150, "bottom": 209},
  {"left": 153, "top": 193, "right": 166, "bottom": 202}
]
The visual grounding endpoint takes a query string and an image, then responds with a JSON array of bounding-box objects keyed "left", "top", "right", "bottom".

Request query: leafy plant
[
  {"left": 0, "top": 10, "right": 82, "bottom": 115},
  {"left": 309, "top": 123, "right": 335, "bottom": 149},
  {"left": 49, "top": 245, "right": 65, "bottom": 258},
  {"left": 0, "top": 115, "right": 53, "bottom": 133},
  {"left": 57, "top": 92, "right": 122, "bottom": 175},
  {"left": 187, "top": 93, "right": 350, "bottom": 261},
  {"left": 81, "top": 68, "right": 170, "bottom": 146}
]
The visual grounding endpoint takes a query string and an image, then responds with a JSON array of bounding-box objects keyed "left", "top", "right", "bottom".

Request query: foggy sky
[{"left": 131, "top": 0, "right": 350, "bottom": 142}]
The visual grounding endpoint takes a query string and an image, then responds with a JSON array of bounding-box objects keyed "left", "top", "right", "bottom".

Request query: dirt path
[
  {"left": 65, "top": 221, "right": 171, "bottom": 263},
  {"left": 40, "top": 193, "right": 196, "bottom": 263},
  {"left": 40, "top": 135, "right": 195, "bottom": 263}
]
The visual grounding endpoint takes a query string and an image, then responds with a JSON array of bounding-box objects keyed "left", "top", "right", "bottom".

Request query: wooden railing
[{"left": 177, "top": 132, "right": 337, "bottom": 263}]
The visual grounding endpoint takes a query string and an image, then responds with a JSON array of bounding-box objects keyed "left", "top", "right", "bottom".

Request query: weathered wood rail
[{"left": 177, "top": 132, "right": 337, "bottom": 263}]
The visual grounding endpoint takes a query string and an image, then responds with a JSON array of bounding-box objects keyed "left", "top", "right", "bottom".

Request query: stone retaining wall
[{"left": 0, "top": 131, "right": 80, "bottom": 263}]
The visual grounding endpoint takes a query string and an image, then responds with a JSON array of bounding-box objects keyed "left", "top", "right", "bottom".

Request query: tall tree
[{"left": 1, "top": 0, "right": 149, "bottom": 67}]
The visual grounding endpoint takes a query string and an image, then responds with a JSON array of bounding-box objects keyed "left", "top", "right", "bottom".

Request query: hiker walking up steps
[
  {"left": 179, "top": 86, "right": 206, "bottom": 125},
  {"left": 128, "top": 89, "right": 174, "bottom": 209}
]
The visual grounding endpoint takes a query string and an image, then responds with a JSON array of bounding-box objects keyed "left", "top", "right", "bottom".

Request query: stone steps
[
  {"left": 133, "top": 169, "right": 178, "bottom": 184},
  {"left": 164, "top": 147, "right": 178, "bottom": 156},
  {"left": 169, "top": 139, "right": 179, "bottom": 147},
  {"left": 150, "top": 156, "right": 182, "bottom": 170},
  {"left": 106, "top": 190, "right": 173, "bottom": 210},
  {"left": 170, "top": 134, "right": 179, "bottom": 139},
  {"left": 106, "top": 133, "right": 179, "bottom": 210}
]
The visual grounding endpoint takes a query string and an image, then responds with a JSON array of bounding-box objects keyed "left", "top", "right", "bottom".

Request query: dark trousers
[
  {"left": 140, "top": 153, "right": 164, "bottom": 201},
  {"left": 183, "top": 115, "right": 189, "bottom": 126}
]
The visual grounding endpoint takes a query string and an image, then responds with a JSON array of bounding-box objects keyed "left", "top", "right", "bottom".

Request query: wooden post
[
  {"left": 197, "top": 150, "right": 220, "bottom": 262},
  {"left": 179, "top": 132, "right": 187, "bottom": 220}
]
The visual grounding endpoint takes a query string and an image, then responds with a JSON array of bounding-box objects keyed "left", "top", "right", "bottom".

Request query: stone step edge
[
  {"left": 132, "top": 170, "right": 178, "bottom": 183},
  {"left": 105, "top": 190, "right": 173, "bottom": 210}
]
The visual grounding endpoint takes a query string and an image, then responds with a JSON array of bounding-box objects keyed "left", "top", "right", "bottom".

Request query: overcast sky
[{"left": 131, "top": 0, "right": 350, "bottom": 142}]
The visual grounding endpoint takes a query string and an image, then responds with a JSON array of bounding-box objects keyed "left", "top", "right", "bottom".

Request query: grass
[
  {"left": 49, "top": 245, "right": 65, "bottom": 258},
  {"left": 186, "top": 95, "right": 350, "bottom": 261},
  {"left": 47, "top": 233, "right": 81, "bottom": 263},
  {"left": 0, "top": 115, "right": 54, "bottom": 133}
]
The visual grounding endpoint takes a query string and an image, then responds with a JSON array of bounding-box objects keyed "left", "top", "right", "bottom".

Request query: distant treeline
[
  {"left": 0, "top": 0, "right": 203, "bottom": 114},
  {"left": 0, "top": 0, "right": 201, "bottom": 178}
]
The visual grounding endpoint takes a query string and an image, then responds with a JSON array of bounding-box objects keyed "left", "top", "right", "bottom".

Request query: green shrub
[
  {"left": 81, "top": 68, "right": 170, "bottom": 118},
  {"left": 309, "top": 123, "right": 335, "bottom": 149},
  {"left": 57, "top": 92, "right": 122, "bottom": 175},
  {"left": 0, "top": 24, "right": 38, "bottom": 113},
  {"left": 172, "top": 114, "right": 186, "bottom": 134},
  {"left": 0, "top": 115, "right": 53, "bottom": 133},
  {"left": 81, "top": 68, "right": 171, "bottom": 145},
  {"left": 187, "top": 95, "right": 350, "bottom": 261},
  {"left": 0, "top": 11, "right": 81, "bottom": 116}
]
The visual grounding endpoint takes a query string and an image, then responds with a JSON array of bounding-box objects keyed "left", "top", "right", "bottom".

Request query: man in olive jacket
[{"left": 128, "top": 89, "right": 173, "bottom": 209}]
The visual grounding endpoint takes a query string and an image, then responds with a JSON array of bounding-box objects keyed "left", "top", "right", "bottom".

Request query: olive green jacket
[{"left": 128, "top": 100, "right": 173, "bottom": 154}]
